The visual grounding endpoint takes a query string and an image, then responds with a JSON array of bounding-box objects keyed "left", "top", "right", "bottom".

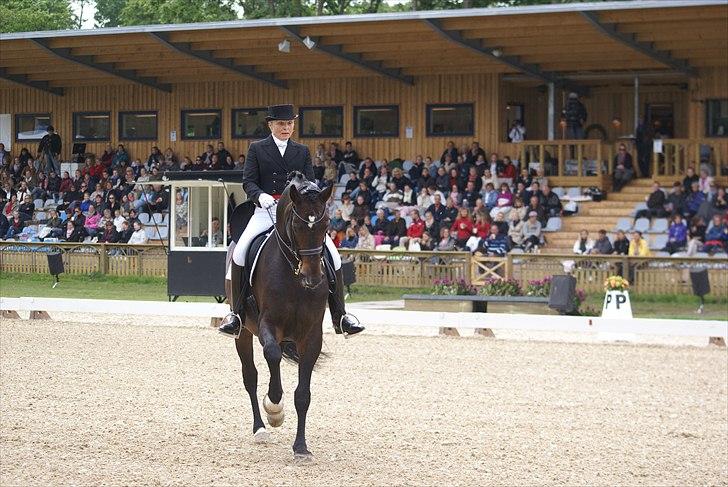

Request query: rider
[{"left": 218, "top": 104, "right": 364, "bottom": 338}]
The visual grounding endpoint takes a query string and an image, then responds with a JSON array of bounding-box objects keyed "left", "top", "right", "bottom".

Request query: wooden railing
[
  {"left": 0, "top": 242, "right": 167, "bottom": 277},
  {"left": 652, "top": 138, "right": 728, "bottom": 179},
  {"left": 2, "top": 244, "right": 727, "bottom": 296}
]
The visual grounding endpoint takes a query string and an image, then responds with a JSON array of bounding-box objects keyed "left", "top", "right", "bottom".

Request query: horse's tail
[{"left": 280, "top": 340, "right": 300, "bottom": 364}]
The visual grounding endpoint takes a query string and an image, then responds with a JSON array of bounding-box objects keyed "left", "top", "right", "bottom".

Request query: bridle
[{"left": 266, "top": 200, "right": 327, "bottom": 275}]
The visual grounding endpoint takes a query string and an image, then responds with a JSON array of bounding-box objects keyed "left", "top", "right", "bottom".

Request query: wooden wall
[
  {"left": 0, "top": 74, "right": 500, "bottom": 163},
  {"left": 688, "top": 67, "right": 728, "bottom": 139}
]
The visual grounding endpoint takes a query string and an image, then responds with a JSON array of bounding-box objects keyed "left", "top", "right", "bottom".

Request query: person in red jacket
[
  {"left": 88, "top": 159, "right": 105, "bottom": 180},
  {"left": 499, "top": 156, "right": 517, "bottom": 179},
  {"left": 451, "top": 207, "right": 474, "bottom": 249},
  {"left": 407, "top": 209, "right": 425, "bottom": 240}
]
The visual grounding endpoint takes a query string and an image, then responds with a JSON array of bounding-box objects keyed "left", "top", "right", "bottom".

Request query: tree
[
  {"left": 94, "top": 0, "right": 127, "bottom": 27},
  {"left": 118, "top": 0, "right": 239, "bottom": 26},
  {"left": 0, "top": 0, "right": 75, "bottom": 33}
]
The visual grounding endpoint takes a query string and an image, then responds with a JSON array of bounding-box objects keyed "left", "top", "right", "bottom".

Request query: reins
[{"left": 265, "top": 198, "right": 326, "bottom": 275}]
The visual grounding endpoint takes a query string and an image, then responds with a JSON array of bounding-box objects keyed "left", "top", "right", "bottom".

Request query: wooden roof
[{"left": 0, "top": 0, "right": 726, "bottom": 95}]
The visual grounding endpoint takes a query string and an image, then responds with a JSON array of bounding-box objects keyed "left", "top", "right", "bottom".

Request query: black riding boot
[
  {"left": 219, "top": 262, "right": 246, "bottom": 337},
  {"left": 328, "top": 268, "right": 364, "bottom": 337}
]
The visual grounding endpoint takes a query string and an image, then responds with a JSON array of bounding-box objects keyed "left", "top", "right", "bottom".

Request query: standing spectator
[
  {"left": 37, "top": 125, "right": 62, "bottom": 175},
  {"left": 663, "top": 214, "right": 688, "bottom": 254},
  {"left": 563, "top": 92, "right": 587, "bottom": 139},
  {"left": 508, "top": 120, "right": 526, "bottom": 143},
  {"left": 592, "top": 229, "right": 613, "bottom": 255},
  {"left": 573, "top": 230, "right": 594, "bottom": 255},
  {"left": 612, "top": 144, "right": 634, "bottom": 192},
  {"left": 127, "top": 221, "right": 148, "bottom": 244},
  {"left": 521, "top": 212, "right": 543, "bottom": 252},
  {"left": 628, "top": 231, "right": 651, "bottom": 256}
]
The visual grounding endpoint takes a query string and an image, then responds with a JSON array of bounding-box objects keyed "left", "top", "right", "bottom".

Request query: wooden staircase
[{"left": 542, "top": 179, "right": 657, "bottom": 253}]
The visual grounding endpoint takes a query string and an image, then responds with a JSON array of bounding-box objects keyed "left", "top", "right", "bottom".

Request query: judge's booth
[{"left": 163, "top": 171, "right": 245, "bottom": 301}]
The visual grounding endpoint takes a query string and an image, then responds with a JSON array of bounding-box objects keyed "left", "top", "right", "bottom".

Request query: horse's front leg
[
  {"left": 293, "top": 329, "right": 322, "bottom": 460},
  {"left": 234, "top": 329, "right": 268, "bottom": 442},
  {"left": 259, "top": 321, "right": 284, "bottom": 427}
]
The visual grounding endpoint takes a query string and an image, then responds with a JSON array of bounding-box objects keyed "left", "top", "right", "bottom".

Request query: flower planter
[
  {"left": 487, "top": 301, "right": 558, "bottom": 315},
  {"left": 404, "top": 297, "right": 474, "bottom": 313}
]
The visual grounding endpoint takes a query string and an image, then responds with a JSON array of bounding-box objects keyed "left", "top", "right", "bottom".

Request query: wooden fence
[
  {"left": 2, "top": 243, "right": 727, "bottom": 296},
  {"left": 652, "top": 138, "right": 728, "bottom": 180}
]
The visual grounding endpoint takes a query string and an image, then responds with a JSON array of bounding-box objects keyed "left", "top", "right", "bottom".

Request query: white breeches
[{"left": 229, "top": 206, "right": 341, "bottom": 278}]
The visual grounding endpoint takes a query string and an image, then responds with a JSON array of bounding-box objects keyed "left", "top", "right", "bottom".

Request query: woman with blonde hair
[{"left": 356, "top": 225, "right": 376, "bottom": 250}]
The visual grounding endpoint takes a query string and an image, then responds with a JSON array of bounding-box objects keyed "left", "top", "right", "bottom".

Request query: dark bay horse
[{"left": 234, "top": 175, "right": 333, "bottom": 461}]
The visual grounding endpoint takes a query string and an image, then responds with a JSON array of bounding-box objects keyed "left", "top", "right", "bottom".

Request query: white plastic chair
[
  {"left": 650, "top": 234, "right": 668, "bottom": 250},
  {"left": 551, "top": 187, "right": 565, "bottom": 198},
  {"left": 544, "top": 217, "right": 562, "bottom": 232},
  {"left": 33, "top": 198, "right": 44, "bottom": 209},
  {"left": 633, "top": 218, "right": 650, "bottom": 234},
  {"left": 649, "top": 218, "right": 669, "bottom": 234},
  {"left": 138, "top": 213, "right": 150, "bottom": 225},
  {"left": 566, "top": 187, "right": 582, "bottom": 198},
  {"left": 614, "top": 218, "right": 632, "bottom": 232},
  {"left": 631, "top": 202, "right": 648, "bottom": 217}
]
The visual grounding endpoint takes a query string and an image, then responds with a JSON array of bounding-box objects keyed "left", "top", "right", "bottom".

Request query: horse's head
[{"left": 279, "top": 180, "right": 333, "bottom": 289}]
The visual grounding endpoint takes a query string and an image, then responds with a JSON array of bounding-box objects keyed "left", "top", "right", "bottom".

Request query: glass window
[
  {"left": 706, "top": 99, "right": 728, "bottom": 137},
  {"left": 173, "top": 186, "right": 227, "bottom": 249},
  {"left": 15, "top": 113, "right": 50, "bottom": 141},
  {"left": 232, "top": 108, "right": 269, "bottom": 139},
  {"left": 173, "top": 187, "right": 189, "bottom": 247},
  {"left": 73, "top": 112, "right": 111, "bottom": 141},
  {"left": 426, "top": 104, "right": 474, "bottom": 137},
  {"left": 182, "top": 109, "right": 221, "bottom": 140},
  {"left": 299, "top": 106, "right": 343, "bottom": 138},
  {"left": 354, "top": 106, "right": 399, "bottom": 137},
  {"left": 119, "top": 111, "right": 157, "bottom": 140}
]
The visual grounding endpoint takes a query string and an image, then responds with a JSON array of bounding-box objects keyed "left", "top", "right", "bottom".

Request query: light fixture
[
  {"left": 491, "top": 48, "right": 502, "bottom": 58},
  {"left": 278, "top": 39, "right": 290, "bottom": 53},
  {"left": 611, "top": 117, "right": 622, "bottom": 128},
  {"left": 302, "top": 36, "right": 316, "bottom": 50}
]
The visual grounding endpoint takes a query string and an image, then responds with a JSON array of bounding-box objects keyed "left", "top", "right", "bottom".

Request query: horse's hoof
[
  {"left": 263, "top": 394, "right": 284, "bottom": 415},
  {"left": 267, "top": 411, "right": 284, "bottom": 428},
  {"left": 253, "top": 427, "right": 270, "bottom": 443},
  {"left": 293, "top": 452, "right": 314, "bottom": 465}
]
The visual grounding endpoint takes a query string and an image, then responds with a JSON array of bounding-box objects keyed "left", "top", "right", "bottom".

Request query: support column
[
  {"left": 547, "top": 82, "right": 555, "bottom": 141},
  {"left": 633, "top": 76, "right": 640, "bottom": 135}
]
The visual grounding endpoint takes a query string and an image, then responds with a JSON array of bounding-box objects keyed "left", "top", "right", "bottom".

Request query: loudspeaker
[
  {"left": 690, "top": 268, "right": 710, "bottom": 297},
  {"left": 548, "top": 274, "right": 576, "bottom": 314},
  {"left": 47, "top": 252, "right": 64, "bottom": 276}
]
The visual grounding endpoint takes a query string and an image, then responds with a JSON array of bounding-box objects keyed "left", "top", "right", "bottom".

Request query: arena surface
[{"left": 1, "top": 318, "right": 727, "bottom": 486}]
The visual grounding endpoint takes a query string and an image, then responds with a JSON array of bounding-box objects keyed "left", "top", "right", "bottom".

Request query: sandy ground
[{"left": 1, "top": 318, "right": 727, "bottom": 487}]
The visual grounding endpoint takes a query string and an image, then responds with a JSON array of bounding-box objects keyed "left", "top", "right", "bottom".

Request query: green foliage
[
  {"left": 118, "top": 0, "right": 239, "bottom": 25},
  {"left": 431, "top": 278, "right": 477, "bottom": 296},
  {"left": 94, "top": 0, "right": 127, "bottom": 27},
  {"left": 478, "top": 278, "right": 522, "bottom": 297},
  {"left": 0, "top": 0, "right": 75, "bottom": 33}
]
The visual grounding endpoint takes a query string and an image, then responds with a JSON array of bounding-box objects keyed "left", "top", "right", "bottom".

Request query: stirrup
[
  {"left": 218, "top": 312, "right": 243, "bottom": 339},
  {"left": 337, "top": 313, "right": 362, "bottom": 339}
]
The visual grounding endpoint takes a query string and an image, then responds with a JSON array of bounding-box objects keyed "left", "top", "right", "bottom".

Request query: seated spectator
[
  {"left": 0, "top": 213, "right": 8, "bottom": 238},
  {"left": 521, "top": 211, "right": 543, "bottom": 252},
  {"left": 419, "top": 231, "right": 435, "bottom": 251},
  {"left": 43, "top": 209, "right": 64, "bottom": 238},
  {"left": 390, "top": 168, "right": 409, "bottom": 191},
  {"left": 383, "top": 212, "right": 407, "bottom": 246},
  {"left": 64, "top": 220, "right": 87, "bottom": 242},
  {"left": 112, "top": 144, "right": 130, "bottom": 168},
  {"left": 234, "top": 154, "right": 246, "bottom": 171},
  {"left": 499, "top": 156, "right": 517, "bottom": 179},
  {"left": 4, "top": 211, "right": 24, "bottom": 239},
  {"left": 508, "top": 210, "right": 525, "bottom": 249},
  {"left": 628, "top": 231, "right": 651, "bottom": 256},
  {"left": 663, "top": 214, "right": 688, "bottom": 254},
  {"left": 698, "top": 168, "right": 714, "bottom": 194},
  {"left": 524, "top": 195, "right": 547, "bottom": 227},
  {"left": 482, "top": 169, "right": 497, "bottom": 190},
  {"left": 417, "top": 167, "right": 434, "bottom": 193},
  {"left": 356, "top": 225, "right": 375, "bottom": 250},
  {"left": 407, "top": 209, "right": 425, "bottom": 240},
  {"left": 684, "top": 181, "right": 705, "bottom": 218},
  {"left": 17, "top": 194, "right": 35, "bottom": 221},
  {"left": 665, "top": 182, "right": 686, "bottom": 217},
  {"left": 382, "top": 182, "right": 403, "bottom": 205},
  {"left": 435, "top": 167, "right": 449, "bottom": 194},
  {"left": 592, "top": 229, "right": 613, "bottom": 255},
  {"left": 215, "top": 142, "right": 231, "bottom": 167},
  {"left": 612, "top": 230, "right": 629, "bottom": 255},
  {"left": 510, "top": 197, "right": 527, "bottom": 222},
  {"left": 492, "top": 211, "right": 509, "bottom": 237},
  {"left": 466, "top": 211, "right": 490, "bottom": 252},
  {"left": 636, "top": 182, "right": 666, "bottom": 219},
  {"left": 541, "top": 185, "right": 562, "bottom": 218},
  {"left": 451, "top": 208, "right": 474, "bottom": 250},
  {"left": 127, "top": 221, "right": 149, "bottom": 244},
  {"left": 482, "top": 182, "right": 498, "bottom": 211},
  {"left": 515, "top": 168, "right": 532, "bottom": 189},
  {"left": 703, "top": 215, "right": 727, "bottom": 254},
  {"left": 686, "top": 216, "right": 707, "bottom": 255},
  {"left": 401, "top": 183, "right": 416, "bottom": 207},
  {"left": 220, "top": 154, "right": 235, "bottom": 171},
  {"left": 345, "top": 171, "right": 360, "bottom": 193},
  {"left": 612, "top": 144, "right": 634, "bottom": 192},
  {"left": 118, "top": 220, "right": 133, "bottom": 243},
  {"left": 98, "top": 220, "right": 120, "bottom": 243},
  {"left": 442, "top": 197, "right": 458, "bottom": 227},
  {"left": 683, "top": 166, "right": 699, "bottom": 194},
  {"left": 84, "top": 204, "right": 102, "bottom": 237},
  {"left": 437, "top": 227, "right": 456, "bottom": 251},
  {"left": 350, "top": 195, "right": 369, "bottom": 225},
  {"left": 480, "top": 225, "right": 509, "bottom": 256},
  {"left": 422, "top": 211, "right": 440, "bottom": 242},
  {"left": 340, "top": 226, "right": 358, "bottom": 249},
  {"left": 573, "top": 230, "right": 594, "bottom": 255},
  {"left": 462, "top": 181, "right": 480, "bottom": 208},
  {"left": 372, "top": 165, "right": 389, "bottom": 196},
  {"left": 427, "top": 194, "right": 446, "bottom": 223},
  {"left": 489, "top": 183, "right": 513, "bottom": 219},
  {"left": 329, "top": 209, "right": 347, "bottom": 236},
  {"left": 145, "top": 184, "right": 169, "bottom": 213},
  {"left": 417, "top": 187, "right": 433, "bottom": 209}
]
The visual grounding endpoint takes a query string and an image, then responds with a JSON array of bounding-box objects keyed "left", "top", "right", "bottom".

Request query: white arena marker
[{"left": 602, "top": 290, "right": 633, "bottom": 319}]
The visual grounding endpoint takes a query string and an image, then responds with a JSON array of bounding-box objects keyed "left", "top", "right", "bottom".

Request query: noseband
[{"left": 268, "top": 201, "right": 327, "bottom": 275}]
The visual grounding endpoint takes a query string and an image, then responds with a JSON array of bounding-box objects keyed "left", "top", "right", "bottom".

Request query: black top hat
[{"left": 265, "top": 104, "right": 298, "bottom": 121}]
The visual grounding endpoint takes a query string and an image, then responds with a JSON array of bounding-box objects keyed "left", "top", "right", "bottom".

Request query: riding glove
[{"left": 258, "top": 193, "right": 276, "bottom": 209}]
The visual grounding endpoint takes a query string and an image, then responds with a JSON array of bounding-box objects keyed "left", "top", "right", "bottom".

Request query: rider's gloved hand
[{"left": 258, "top": 193, "right": 276, "bottom": 209}]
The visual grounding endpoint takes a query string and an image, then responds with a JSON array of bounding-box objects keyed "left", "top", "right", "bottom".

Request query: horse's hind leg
[
  {"left": 293, "top": 330, "right": 322, "bottom": 460},
  {"left": 235, "top": 329, "right": 267, "bottom": 442},
  {"left": 259, "top": 322, "right": 285, "bottom": 427}
]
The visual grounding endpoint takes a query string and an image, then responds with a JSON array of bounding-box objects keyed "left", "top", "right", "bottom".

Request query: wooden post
[
  {"left": 439, "top": 327, "right": 460, "bottom": 336},
  {"left": 539, "top": 144, "right": 545, "bottom": 173},
  {"left": 99, "top": 243, "right": 108, "bottom": 275},
  {"left": 557, "top": 144, "right": 564, "bottom": 177},
  {"left": 597, "top": 143, "right": 603, "bottom": 175},
  {"left": 505, "top": 254, "right": 513, "bottom": 280},
  {"left": 653, "top": 151, "right": 659, "bottom": 178},
  {"left": 475, "top": 328, "right": 495, "bottom": 338},
  {"left": 577, "top": 144, "right": 583, "bottom": 177}
]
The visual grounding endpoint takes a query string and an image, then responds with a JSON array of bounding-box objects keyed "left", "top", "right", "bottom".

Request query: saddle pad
[{"left": 246, "top": 228, "right": 274, "bottom": 286}]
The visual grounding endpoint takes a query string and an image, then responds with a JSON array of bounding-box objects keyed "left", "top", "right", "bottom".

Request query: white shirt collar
[{"left": 271, "top": 135, "right": 288, "bottom": 147}]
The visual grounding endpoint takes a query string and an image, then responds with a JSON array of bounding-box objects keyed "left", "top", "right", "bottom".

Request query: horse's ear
[
  {"left": 289, "top": 184, "right": 301, "bottom": 205},
  {"left": 319, "top": 184, "right": 334, "bottom": 204}
]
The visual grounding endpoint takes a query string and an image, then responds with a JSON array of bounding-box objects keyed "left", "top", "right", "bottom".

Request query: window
[
  {"left": 232, "top": 108, "right": 269, "bottom": 139},
  {"left": 73, "top": 112, "right": 111, "bottom": 141},
  {"left": 15, "top": 113, "right": 50, "bottom": 141},
  {"left": 119, "top": 111, "right": 157, "bottom": 140},
  {"left": 706, "top": 99, "right": 728, "bottom": 137},
  {"left": 426, "top": 103, "right": 474, "bottom": 137},
  {"left": 182, "top": 109, "right": 221, "bottom": 140},
  {"left": 354, "top": 106, "right": 399, "bottom": 137},
  {"left": 299, "top": 106, "right": 343, "bottom": 138},
  {"left": 171, "top": 185, "right": 227, "bottom": 249}
]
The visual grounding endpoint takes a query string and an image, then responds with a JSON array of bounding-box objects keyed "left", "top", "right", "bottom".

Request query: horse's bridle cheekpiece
[{"left": 265, "top": 104, "right": 298, "bottom": 121}]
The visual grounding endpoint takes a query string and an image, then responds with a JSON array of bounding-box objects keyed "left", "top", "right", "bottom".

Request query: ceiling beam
[
  {"left": 30, "top": 38, "right": 172, "bottom": 93},
  {"left": 0, "top": 67, "right": 65, "bottom": 96},
  {"left": 579, "top": 11, "right": 697, "bottom": 78},
  {"left": 423, "top": 19, "right": 586, "bottom": 95},
  {"left": 148, "top": 32, "right": 287, "bottom": 90},
  {"left": 280, "top": 25, "right": 414, "bottom": 86}
]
